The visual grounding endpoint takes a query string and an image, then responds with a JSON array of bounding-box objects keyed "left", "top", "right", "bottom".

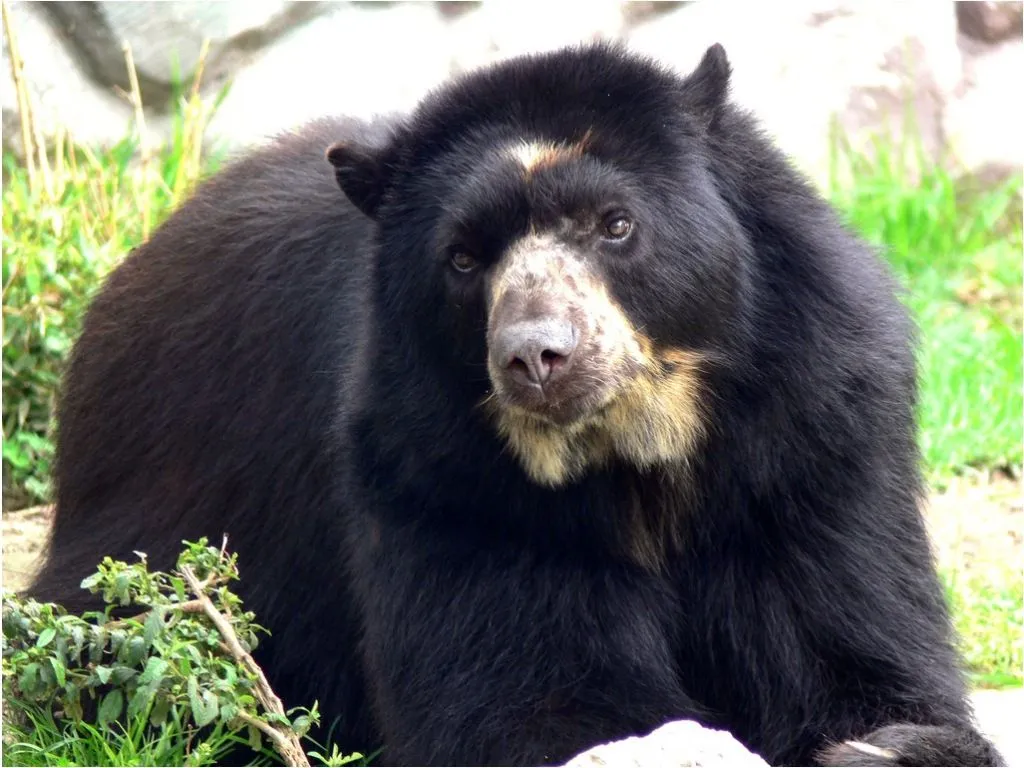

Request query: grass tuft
[
  {"left": 828, "top": 132, "right": 1023, "bottom": 484},
  {"left": 944, "top": 565, "right": 1024, "bottom": 689},
  {"left": 2, "top": 697, "right": 254, "bottom": 768}
]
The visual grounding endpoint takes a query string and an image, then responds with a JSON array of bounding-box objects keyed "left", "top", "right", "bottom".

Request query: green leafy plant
[{"left": 2, "top": 538, "right": 359, "bottom": 767}]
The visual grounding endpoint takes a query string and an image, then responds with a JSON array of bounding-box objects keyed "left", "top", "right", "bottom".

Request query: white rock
[
  {"left": 945, "top": 37, "right": 1024, "bottom": 178},
  {"left": 564, "top": 720, "right": 769, "bottom": 768},
  {"left": 1, "top": 2, "right": 158, "bottom": 155},
  {"left": 972, "top": 688, "right": 1024, "bottom": 768},
  {"left": 627, "top": 1, "right": 964, "bottom": 190},
  {"left": 448, "top": 0, "right": 627, "bottom": 74},
  {"left": 205, "top": 3, "right": 453, "bottom": 151}
]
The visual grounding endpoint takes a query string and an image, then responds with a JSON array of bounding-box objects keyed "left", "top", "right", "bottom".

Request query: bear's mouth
[
  {"left": 485, "top": 349, "right": 636, "bottom": 429},
  {"left": 481, "top": 346, "right": 705, "bottom": 487},
  {"left": 492, "top": 384, "right": 616, "bottom": 428}
]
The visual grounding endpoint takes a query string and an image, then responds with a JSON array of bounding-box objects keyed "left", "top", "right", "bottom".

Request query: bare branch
[
  {"left": 2, "top": 0, "right": 36, "bottom": 192},
  {"left": 236, "top": 711, "right": 302, "bottom": 764},
  {"left": 180, "top": 564, "right": 310, "bottom": 767},
  {"left": 102, "top": 599, "right": 207, "bottom": 630}
]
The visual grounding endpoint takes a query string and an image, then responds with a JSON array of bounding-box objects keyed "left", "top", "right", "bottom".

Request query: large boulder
[
  {"left": 945, "top": 32, "right": 1024, "bottom": 182},
  {"left": 955, "top": 1, "right": 1023, "bottom": 45},
  {"left": 205, "top": 2, "right": 453, "bottom": 149},
  {"left": 627, "top": 1, "right": 965, "bottom": 189}
]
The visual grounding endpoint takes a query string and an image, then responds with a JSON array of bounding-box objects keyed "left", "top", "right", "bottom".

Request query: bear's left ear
[
  {"left": 682, "top": 43, "right": 731, "bottom": 129},
  {"left": 325, "top": 142, "right": 391, "bottom": 219}
]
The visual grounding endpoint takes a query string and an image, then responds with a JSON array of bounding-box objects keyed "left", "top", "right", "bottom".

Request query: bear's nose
[{"left": 494, "top": 319, "right": 578, "bottom": 388}]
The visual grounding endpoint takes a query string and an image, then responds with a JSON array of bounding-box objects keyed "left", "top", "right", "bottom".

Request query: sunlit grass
[{"left": 828, "top": 134, "right": 1023, "bottom": 484}]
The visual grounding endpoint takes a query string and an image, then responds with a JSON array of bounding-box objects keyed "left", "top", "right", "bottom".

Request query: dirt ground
[
  {"left": 924, "top": 472, "right": 1023, "bottom": 576},
  {"left": 1, "top": 502, "right": 51, "bottom": 593}
]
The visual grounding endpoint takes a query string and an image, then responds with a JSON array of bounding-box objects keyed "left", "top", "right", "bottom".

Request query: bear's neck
[{"left": 351, "top": 396, "right": 694, "bottom": 571}]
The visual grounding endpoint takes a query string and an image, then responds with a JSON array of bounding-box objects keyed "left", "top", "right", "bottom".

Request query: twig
[
  {"left": 1, "top": 0, "right": 36, "bottom": 191},
  {"left": 122, "top": 42, "right": 153, "bottom": 241},
  {"left": 7, "top": 503, "right": 55, "bottom": 518},
  {"left": 180, "top": 564, "right": 310, "bottom": 767},
  {"left": 30, "top": 72, "right": 52, "bottom": 200},
  {"left": 54, "top": 125, "right": 66, "bottom": 188},
  {"left": 103, "top": 599, "right": 207, "bottom": 630},
  {"left": 236, "top": 711, "right": 301, "bottom": 758},
  {"left": 172, "top": 37, "right": 212, "bottom": 204},
  {"left": 189, "top": 39, "right": 210, "bottom": 105}
]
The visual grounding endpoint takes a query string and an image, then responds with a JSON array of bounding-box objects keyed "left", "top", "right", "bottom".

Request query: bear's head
[{"left": 326, "top": 43, "right": 752, "bottom": 487}]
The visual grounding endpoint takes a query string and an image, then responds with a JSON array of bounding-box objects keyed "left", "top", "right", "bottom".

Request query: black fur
[{"left": 29, "top": 43, "right": 1001, "bottom": 767}]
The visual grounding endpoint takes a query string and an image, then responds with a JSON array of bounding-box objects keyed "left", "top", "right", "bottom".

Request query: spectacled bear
[{"left": 28, "top": 42, "right": 1003, "bottom": 767}]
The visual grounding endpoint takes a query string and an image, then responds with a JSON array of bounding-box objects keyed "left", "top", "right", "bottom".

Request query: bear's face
[{"left": 327, "top": 43, "right": 750, "bottom": 486}]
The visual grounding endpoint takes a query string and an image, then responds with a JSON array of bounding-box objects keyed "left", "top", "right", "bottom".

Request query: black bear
[{"left": 29, "top": 42, "right": 1003, "bottom": 766}]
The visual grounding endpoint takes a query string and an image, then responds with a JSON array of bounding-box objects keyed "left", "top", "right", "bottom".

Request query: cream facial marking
[
  {"left": 503, "top": 130, "right": 593, "bottom": 176},
  {"left": 507, "top": 141, "right": 564, "bottom": 174},
  {"left": 482, "top": 233, "right": 706, "bottom": 489}
]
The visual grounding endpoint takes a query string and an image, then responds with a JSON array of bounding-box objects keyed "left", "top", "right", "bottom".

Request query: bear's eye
[
  {"left": 448, "top": 246, "right": 479, "bottom": 273},
  {"left": 602, "top": 214, "right": 633, "bottom": 240}
]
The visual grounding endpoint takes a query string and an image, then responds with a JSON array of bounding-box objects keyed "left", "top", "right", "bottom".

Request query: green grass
[
  {"left": 2, "top": 698, "right": 253, "bottom": 767},
  {"left": 2, "top": 69, "right": 228, "bottom": 509},
  {"left": 828, "top": 137, "right": 1023, "bottom": 484},
  {"left": 2, "top": 701, "right": 359, "bottom": 767},
  {"left": 943, "top": 564, "right": 1024, "bottom": 689}
]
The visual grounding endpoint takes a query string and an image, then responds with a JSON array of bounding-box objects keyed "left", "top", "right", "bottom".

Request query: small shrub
[{"left": 2, "top": 538, "right": 359, "bottom": 767}]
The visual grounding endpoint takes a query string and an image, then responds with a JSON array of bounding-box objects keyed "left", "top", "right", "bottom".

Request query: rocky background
[{"left": 2, "top": 0, "right": 1022, "bottom": 191}]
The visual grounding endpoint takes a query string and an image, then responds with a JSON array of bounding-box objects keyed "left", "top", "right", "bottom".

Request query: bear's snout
[
  {"left": 491, "top": 317, "right": 579, "bottom": 390},
  {"left": 487, "top": 304, "right": 596, "bottom": 425}
]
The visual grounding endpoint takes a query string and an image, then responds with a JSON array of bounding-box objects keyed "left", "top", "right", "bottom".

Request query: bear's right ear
[{"left": 326, "top": 142, "right": 390, "bottom": 219}]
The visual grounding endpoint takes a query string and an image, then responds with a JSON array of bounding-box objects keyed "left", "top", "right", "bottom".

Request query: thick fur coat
[{"left": 30, "top": 43, "right": 1002, "bottom": 767}]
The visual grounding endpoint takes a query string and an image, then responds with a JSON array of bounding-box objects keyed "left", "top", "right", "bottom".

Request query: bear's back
[{"left": 35, "top": 117, "right": 379, "bottom": 605}]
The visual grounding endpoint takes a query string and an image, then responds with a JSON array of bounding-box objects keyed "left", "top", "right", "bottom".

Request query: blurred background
[
  {"left": 1, "top": 0, "right": 1021, "bottom": 759},
  {"left": 3, "top": 1, "right": 1022, "bottom": 187}
]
